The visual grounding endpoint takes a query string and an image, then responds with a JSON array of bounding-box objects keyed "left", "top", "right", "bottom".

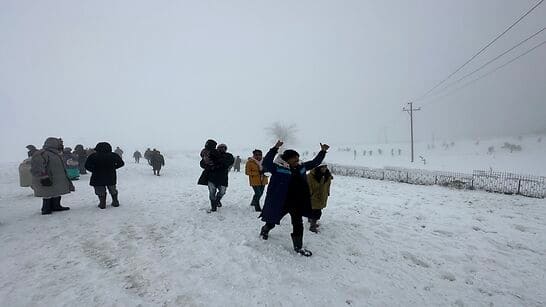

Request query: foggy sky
[{"left": 1, "top": 0, "right": 545, "bottom": 161}]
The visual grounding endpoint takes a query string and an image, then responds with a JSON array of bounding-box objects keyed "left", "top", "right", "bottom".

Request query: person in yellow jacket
[
  {"left": 245, "top": 149, "right": 269, "bottom": 212},
  {"left": 307, "top": 163, "right": 333, "bottom": 233}
]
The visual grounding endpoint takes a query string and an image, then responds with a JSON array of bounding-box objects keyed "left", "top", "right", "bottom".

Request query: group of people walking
[
  {"left": 137, "top": 148, "right": 165, "bottom": 176},
  {"left": 20, "top": 139, "right": 166, "bottom": 214},
  {"left": 198, "top": 139, "right": 333, "bottom": 257},
  {"left": 20, "top": 138, "right": 125, "bottom": 214},
  {"left": 21, "top": 136, "right": 333, "bottom": 257}
]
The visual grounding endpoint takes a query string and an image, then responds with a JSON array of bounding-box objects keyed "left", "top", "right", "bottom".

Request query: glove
[{"left": 40, "top": 177, "right": 53, "bottom": 187}]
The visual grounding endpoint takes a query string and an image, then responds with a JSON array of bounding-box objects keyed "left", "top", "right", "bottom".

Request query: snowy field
[
  {"left": 1, "top": 152, "right": 545, "bottom": 306},
  {"left": 314, "top": 134, "right": 546, "bottom": 176}
]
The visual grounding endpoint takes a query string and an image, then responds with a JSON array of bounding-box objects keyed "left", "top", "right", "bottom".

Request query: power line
[
  {"left": 421, "top": 39, "right": 546, "bottom": 108},
  {"left": 431, "top": 26, "right": 546, "bottom": 98},
  {"left": 415, "top": 0, "right": 544, "bottom": 102}
]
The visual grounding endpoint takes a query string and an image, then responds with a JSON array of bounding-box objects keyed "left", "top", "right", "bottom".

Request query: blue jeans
[
  {"left": 251, "top": 186, "right": 265, "bottom": 205},
  {"left": 208, "top": 182, "right": 227, "bottom": 202}
]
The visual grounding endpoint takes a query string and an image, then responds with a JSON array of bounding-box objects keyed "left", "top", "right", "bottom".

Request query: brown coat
[
  {"left": 307, "top": 168, "right": 333, "bottom": 210},
  {"left": 245, "top": 158, "right": 269, "bottom": 186}
]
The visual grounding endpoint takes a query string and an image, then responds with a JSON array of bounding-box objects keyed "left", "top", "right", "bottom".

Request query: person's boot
[
  {"left": 216, "top": 198, "right": 222, "bottom": 208},
  {"left": 210, "top": 199, "right": 217, "bottom": 212},
  {"left": 41, "top": 198, "right": 52, "bottom": 215},
  {"left": 98, "top": 195, "right": 107, "bottom": 209},
  {"left": 291, "top": 233, "right": 312, "bottom": 257},
  {"left": 111, "top": 193, "right": 120, "bottom": 207},
  {"left": 309, "top": 219, "right": 318, "bottom": 233},
  {"left": 260, "top": 224, "right": 272, "bottom": 240},
  {"left": 51, "top": 196, "right": 70, "bottom": 212}
]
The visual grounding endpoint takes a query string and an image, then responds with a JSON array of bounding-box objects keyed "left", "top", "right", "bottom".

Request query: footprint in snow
[
  {"left": 433, "top": 230, "right": 454, "bottom": 237},
  {"left": 441, "top": 272, "right": 456, "bottom": 282},
  {"left": 401, "top": 251, "right": 430, "bottom": 268}
]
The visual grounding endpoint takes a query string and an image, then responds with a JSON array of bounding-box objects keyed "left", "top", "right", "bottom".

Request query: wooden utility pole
[{"left": 403, "top": 102, "right": 421, "bottom": 162}]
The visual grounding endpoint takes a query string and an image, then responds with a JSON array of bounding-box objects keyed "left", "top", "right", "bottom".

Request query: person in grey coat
[
  {"left": 114, "top": 147, "right": 124, "bottom": 158},
  {"left": 26, "top": 145, "right": 38, "bottom": 158},
  {"left": 31, "top": 137, "right": 75, "bottom": 215}
]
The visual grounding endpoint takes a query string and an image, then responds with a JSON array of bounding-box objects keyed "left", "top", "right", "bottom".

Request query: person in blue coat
[{"left": 259, "top": 140, "right": 330, "bottom": 256}]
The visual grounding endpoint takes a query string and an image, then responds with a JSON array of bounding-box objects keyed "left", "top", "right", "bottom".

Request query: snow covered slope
[
  {"left": 0, "top": 153, "right": 545, "bottom": 306},
  {"left": 319, "top": 134, "right": 546, "bottom": 176}
]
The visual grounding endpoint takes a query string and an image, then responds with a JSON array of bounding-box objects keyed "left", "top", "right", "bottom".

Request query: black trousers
[
  {"left": 265, "top": 207, "right": 304, "bottom": 237},
  {"left": 311, "top": 209, "right": 322, "bottom": 220}
]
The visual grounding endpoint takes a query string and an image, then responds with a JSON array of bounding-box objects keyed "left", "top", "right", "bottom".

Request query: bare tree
[{"left": 265, "top": 122, "right": 298, "bottom": 147}]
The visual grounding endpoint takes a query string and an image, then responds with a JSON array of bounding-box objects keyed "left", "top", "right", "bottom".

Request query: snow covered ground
[
  {"left": 315, "top": 134, "right": 546, "bottom": 176},
  {"left": 1, "top": 152, "right": 545, "bottom": 306}
]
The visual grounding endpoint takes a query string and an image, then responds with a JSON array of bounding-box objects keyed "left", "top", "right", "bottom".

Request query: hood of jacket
[
  {"left": 273, "top": 155, "right": 302, "bottom": 169},
  {"left": 95, "top": 142, "right": 113, "bottom": 153},
  {"left": 43, "top": 137, "right": 61, "bottom": 151}
]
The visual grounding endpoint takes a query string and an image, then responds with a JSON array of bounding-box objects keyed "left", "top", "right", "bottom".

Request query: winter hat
[
  {"left": 281, "top": 149, "right": 300, "bottom": 161},
  {"left": 217, "top": 144, "right": 228, "bottom": 150},
  {"left": 26, "top": 145, "right": 37, "bottom": 150},
  {"left": 252, "top": 149, "right": 262, "bottom": 155}
]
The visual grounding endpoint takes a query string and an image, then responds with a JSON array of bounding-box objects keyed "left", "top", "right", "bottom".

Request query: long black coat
[
  {"left": 151, "top": 152, "right": 165, "bottom": 170},
  {"left": 85, "top": 142, "right": 125, "bottom": 186},
  {"left": 202, "top": 152, "right": 234, "bottom": 187}
]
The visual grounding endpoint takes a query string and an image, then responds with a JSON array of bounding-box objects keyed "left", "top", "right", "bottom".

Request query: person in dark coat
[
  {"left": 198, "top": 140, "right": 234, "bottom": 212},
  {"left": 85, "top": 142, "right": 125, "bottom": 209},
  {"left": 133, "top": 150, "right": 142, "bottom": 163},
  {"left": 233, "top": 156, "right": 242, "bottom": 172},
  {"left": 144, "top": 148, "right": 152, "bottom": 165},
  {"left": 259, "top": 140, "right": 329, "bottom": 257},
  {"left": 74, "top": 145, "right": 88, "bottom": 174},
  {"left": 150, "top": 150, "right": 165, "bottom": 176},
  {"left": 206, "top": 144, "right": 234, "bottom": 211},
  {"left": 198, "top": 139, "right": 218, "bottom": 185}
]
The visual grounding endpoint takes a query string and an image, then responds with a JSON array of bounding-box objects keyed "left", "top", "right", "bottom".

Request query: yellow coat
[
  {"left": 245, "top": 158, "right": 269, "bottom": 186},
  {"left": 307, "top": 169, "right": 333, "bottom": 210}
]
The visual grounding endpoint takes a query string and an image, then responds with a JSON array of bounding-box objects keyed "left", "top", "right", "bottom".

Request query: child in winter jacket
[{"left": 307, "top": 164, "right": 333, "bottom": 233}]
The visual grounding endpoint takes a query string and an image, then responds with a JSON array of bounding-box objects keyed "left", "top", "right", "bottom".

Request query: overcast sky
[{"left": 1, "top": 0, "right": 545, "bottom": 161}]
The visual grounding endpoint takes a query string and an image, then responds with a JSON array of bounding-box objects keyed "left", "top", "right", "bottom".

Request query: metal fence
[{"left": 329, "top": 164, "right": 546, "bottom": 199}]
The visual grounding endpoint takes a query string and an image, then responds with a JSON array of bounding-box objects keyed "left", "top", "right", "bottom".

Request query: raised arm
[{"left": 303, "top": 143, "right": 329, "bottom": 170}]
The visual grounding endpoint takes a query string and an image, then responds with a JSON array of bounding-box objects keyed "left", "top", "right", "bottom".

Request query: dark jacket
[
  {"left": 207, "top": 152, "right": 235, "bottom": 187},
  {"left": 85, "top": 142, "right": 125, "bottom": 186},
  {"left": 260, "top": 147, "right": 326, "bottom": 225},
  {"left": 151, "top": 151, "right": 165, "bottom": 170},
  {"left": 74, "top": 145, "right": 87, "bottom": 163}
]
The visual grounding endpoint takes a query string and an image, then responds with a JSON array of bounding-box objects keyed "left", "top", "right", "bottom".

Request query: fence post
[
  {"left": 517, "top": 179, "right": 522, "bottom": 195},
  {"left": 406, "top": 172, "right": 409, "bottom": 183}
]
